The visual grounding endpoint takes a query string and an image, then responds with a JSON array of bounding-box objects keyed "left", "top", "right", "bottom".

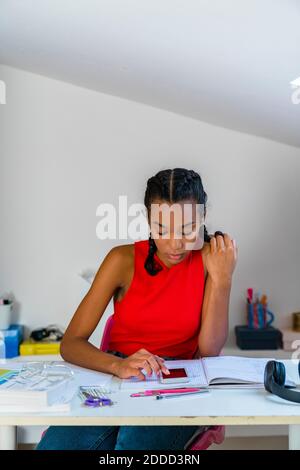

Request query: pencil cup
[
  {"left": 247, "top": 302, "right": 274, "bottom": 329},
  {"left": 0, "top": 303, "right": 12, "bottom": 330}
]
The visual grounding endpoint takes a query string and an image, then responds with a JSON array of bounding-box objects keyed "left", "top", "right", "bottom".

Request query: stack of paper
[
  {"left": 0, "top": 360, "right": 114, "bottom": 412},
  {"left": 0, "top": 362, "right": 76, "bottom": 412}
]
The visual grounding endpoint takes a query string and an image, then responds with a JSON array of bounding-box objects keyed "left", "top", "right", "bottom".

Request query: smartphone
[{"left": 159, "top": 367, "right": 190, "bottom": 384}]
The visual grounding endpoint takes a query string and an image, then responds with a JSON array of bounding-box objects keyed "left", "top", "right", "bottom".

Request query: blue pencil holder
[{"left": 247, "top": 302, "right": 274, "bottom": 329}]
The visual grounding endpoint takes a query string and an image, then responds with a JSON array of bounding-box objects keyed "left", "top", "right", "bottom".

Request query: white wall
[{"left": 0, "top": 64, "right": 300, "bottom": 347}]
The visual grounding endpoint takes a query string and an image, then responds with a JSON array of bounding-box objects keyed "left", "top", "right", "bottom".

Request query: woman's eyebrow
[{"left": 153, "top": 221, "right": 196, "bottom": 228}]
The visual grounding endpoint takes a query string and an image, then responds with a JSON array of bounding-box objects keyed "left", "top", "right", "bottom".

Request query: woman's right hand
[{"left": 111, "top": 348, "right": 170, "bottom": 380}]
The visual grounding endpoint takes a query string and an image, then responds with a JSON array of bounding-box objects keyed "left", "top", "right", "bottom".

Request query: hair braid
[{"left": 144, "top": 234, "right": 164, "bottom": 276}]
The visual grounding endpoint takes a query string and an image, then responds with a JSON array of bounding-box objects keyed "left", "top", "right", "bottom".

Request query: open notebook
[{"left": 120, "top": 356, "right": 278, "bottom": 390}]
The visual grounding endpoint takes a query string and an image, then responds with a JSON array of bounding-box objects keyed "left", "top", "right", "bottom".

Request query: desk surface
[{"left": 0, "top": 356, "right": 300, "bottom": 426}]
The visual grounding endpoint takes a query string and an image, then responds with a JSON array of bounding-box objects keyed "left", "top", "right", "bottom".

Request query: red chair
[{"left": 101, "top": 314, "right": 225, "bottom": 450}]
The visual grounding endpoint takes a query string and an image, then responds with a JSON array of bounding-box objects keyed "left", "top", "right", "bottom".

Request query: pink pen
[
  {"left": 130, "top": 387, "right": 204, "bottom": 397},
  {"left": 247, "top": 288, "right": 253, "bottom": 303}
]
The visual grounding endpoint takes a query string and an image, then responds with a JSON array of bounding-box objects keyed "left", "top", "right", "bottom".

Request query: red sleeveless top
[{"left": 107, "top": 239, "right": 206, "bottom": 359}]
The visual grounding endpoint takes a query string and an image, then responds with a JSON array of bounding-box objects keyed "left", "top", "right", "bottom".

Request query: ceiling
[{"left": 0, "top": 0, "right": 300, "bottom": 147}]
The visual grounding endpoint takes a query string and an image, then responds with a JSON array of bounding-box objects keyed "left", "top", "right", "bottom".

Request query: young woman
[{"left": 36, "top": 167, "right": 237, "bottom": 450}]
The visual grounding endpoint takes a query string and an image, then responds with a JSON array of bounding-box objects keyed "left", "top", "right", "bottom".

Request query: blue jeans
[
  {"left": 36, "top": 350, "right": 202, "bottom": 450},
  {"left": 36, "top": 424, "right": 201, "bottom": 450}
]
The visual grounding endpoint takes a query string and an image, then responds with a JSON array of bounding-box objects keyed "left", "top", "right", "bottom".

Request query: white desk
[{"left": 1, "top": 355, "right": 300, "bottom": 450}]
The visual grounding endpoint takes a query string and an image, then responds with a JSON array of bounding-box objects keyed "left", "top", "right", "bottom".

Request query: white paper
[
  {"left": 1, "top": 360, "right": 113, "bottom": 388},
  {"left": 202, "top": 356, "right": 274, "bottom": 385},
  {"left": 64, "top": 362, "right": 113, "bottom": 388}
]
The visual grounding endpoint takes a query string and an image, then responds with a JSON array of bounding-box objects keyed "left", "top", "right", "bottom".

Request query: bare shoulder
[
  {"left": 109, "top": 243, "right": 134, "bottom": 265},
  {"left": 106, "top": 244, "right": 135, "bottom": 302},
  {"left": 105, "top": 243, "right": 134, "bottom": 272},
  {"left": 106, "top": 243, "right": 135, "bottom": 289}
]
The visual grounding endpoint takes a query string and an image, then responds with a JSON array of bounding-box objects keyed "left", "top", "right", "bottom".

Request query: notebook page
[
  {"left": 120, "top": 359, "right": 208, "bottom": 390},
  {"left": 202, "top": 356, "right": 273, "bottom": 386}
]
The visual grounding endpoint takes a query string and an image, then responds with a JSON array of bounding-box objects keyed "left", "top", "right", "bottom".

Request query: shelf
[{"left": 222, "top": 346, "right": 292, "bottom": 359}]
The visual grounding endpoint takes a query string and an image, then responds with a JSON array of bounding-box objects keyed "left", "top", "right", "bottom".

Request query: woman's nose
[{"left": 169, "top": 237, "right": 184, "bottom": 251}]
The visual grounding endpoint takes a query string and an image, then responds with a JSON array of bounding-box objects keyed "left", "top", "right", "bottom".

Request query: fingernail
[{"left": 164, "top": 369, "right": 170, "bottom": 374}]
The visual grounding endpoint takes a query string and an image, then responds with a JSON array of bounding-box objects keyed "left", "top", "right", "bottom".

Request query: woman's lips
[{"left": 167, "top": 253, "right": 185, "bottom": 261}]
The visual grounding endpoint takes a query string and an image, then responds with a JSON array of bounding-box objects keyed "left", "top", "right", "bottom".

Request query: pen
[
  {"left": 247, "top": 288, "right": 253, "bottom": 303},
  {"left": 261, "top": 294, "right": 268, "bottom": 327},
  {"left": 156, "top": 390, "right": 209, "bottom": 400},
  {"left": 254, "top": 302, "right": 258, "bottom": 328},
  {"left": 130, "top": 387, "right": 205, "bottom": 397}
]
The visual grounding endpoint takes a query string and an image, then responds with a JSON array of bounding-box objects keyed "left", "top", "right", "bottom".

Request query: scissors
[
  {"left": 84, "top": 396, "right": 113, "bottom": 407},
  {"left": 81, "top": 390, "right": 113, "bottom": 407}
]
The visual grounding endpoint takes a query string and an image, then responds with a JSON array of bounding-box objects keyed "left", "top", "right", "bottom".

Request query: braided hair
[{"left": 144, "top": 168, "right": 211, "bottom": 276}]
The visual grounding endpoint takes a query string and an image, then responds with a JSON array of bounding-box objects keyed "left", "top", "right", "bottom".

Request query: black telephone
[{"left": 30, "top": 325, "right": 64, "bottom": 342}]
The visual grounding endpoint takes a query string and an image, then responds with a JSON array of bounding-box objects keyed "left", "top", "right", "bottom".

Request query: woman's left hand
[{"left": 204, "top": 233, "right": 238, "bottom": 288}]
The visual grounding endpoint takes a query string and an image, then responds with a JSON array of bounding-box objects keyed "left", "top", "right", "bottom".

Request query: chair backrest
[
  {"left": 99, "top": 314, "right": 115, "bottom": 352},
  {"left": 187, "top": 425, "right": 225, "bottom": 450}
]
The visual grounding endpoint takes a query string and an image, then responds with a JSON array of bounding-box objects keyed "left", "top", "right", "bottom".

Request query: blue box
[{"left": 0, "top": 324, "right": 24, "bottom": 358}]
